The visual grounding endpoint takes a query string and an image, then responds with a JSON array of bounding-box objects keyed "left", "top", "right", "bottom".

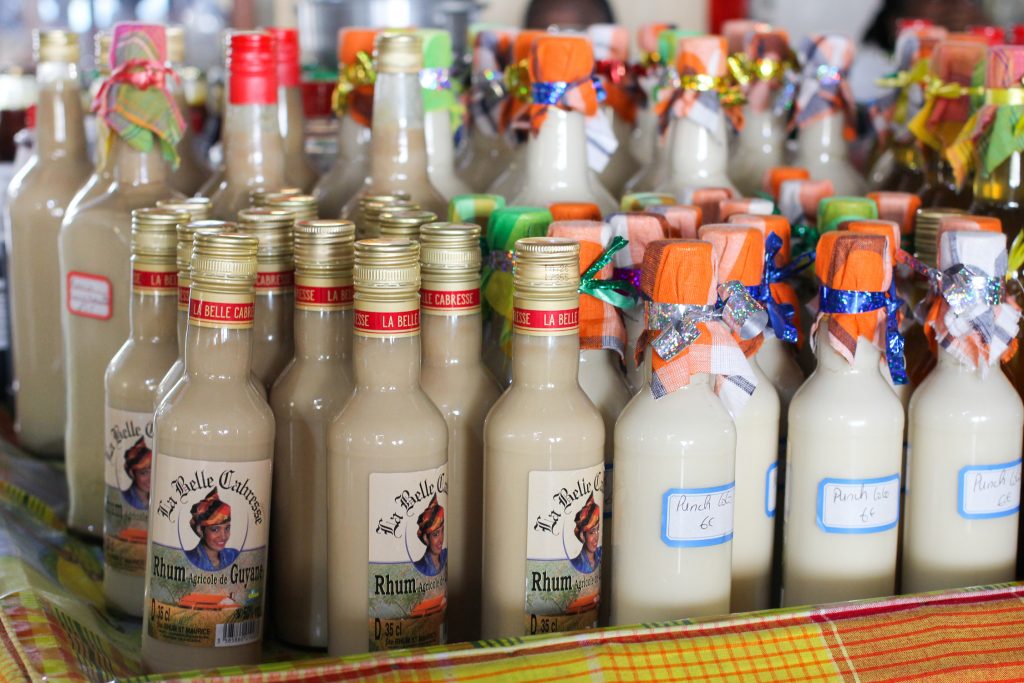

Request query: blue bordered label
[
  {"left": 765, "top": 462, "right": 778, "bottom": 519},
  {"left": 957, "top": 459, "right": 1022, "bottom": 520},
  {"left": 661, "top": 483, "right": 735, "bottom": 548},
  {"left": 816, "top": 475, "right": 900, "bottom": 534}
]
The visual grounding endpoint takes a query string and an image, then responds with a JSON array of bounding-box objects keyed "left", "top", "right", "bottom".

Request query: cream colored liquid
[
  {"left": 155, "top": 305, "right": 189, "bottom": 405},
  {"left": 314, "top": 116, "right": 371, "bottom": 218},
  {"left": 597, "top": 110, "right": 641, "bottom": 199},
  {"left": 420, "top": 311, "right": 500, "bottom": 642},
  {"left": 610, "top": 370, "right": 736, "bottom": 624},
  {"left": 252, "top": 291, "right": 294, "bottom": 390},
  {"left": 624, "top": 127, "right": 669, "bottom": 194},
  {"left": 481, "top": 333, "right": 605, "bottom": 639},
  {"left": 622, "top": 307, "right": 646, "bottom": 393},
  {"left": 168, "top": 75, "right": 211, "bottom": 195},
  {"left": 657, "top": 118, "right": 737, "bottom": 197},
  {"left": 629, "top": 108, "right": 657, "bottom": 168},
  {"left": 783, "top": 332, "right": 904, "bottom": 607},
  {"left": 269, "top": 308, "right": 353, "bottom": 648},
  {"left": 104, "top": 289, "right": 178, "bottom": 615},
  {"left": 755, "top": 335, "right": 804, "bottom": 439},
  {"left": 425, "top": 109, "right": 471, "bottom": 200},
  {"left": 280, "top": 86, "right": 319, "bottom": 192},
  {"left": 728, "top": 110, "right": 786, "bottom": 197},
  {"left": 902, "top": 351, "right": 1023, "bottom": 593},
  {"left": 486, "top": 143, "right": 527, "bottom": 200},
  {"left": 794, "top": 113, "right": 867, "bottom": 196},
  {"left": 730, "top": 359, "right": 780, "bottom": 612},
  {"left": 455, "top": 124, "right": 512, "bottom": 193},
  {"left": 327, "top": 333, "right": 449, "bottom": 655},
  {"left": 209, "top": 103, "right": 286, "bottom": 220},
  {"left": 60, "top": 142, "right": 181, "bottom": 536},
  {"left": 142, "top": 325, "right": 275, "bottom": 672},
  {"left": 6, "top": 66, "right": 91, "bottom": 455}
]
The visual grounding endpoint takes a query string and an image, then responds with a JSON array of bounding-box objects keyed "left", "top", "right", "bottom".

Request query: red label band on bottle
[
  {"left": 133, "top": 269, "right": 178, "bottom": 293},
  {"left": 421, "top": 288, "right": 481, "bottom": 315},
  {"left": 188, "top": 295, "right": 255, "bottom": 329},
  {"left": 255, "top": 269, "right": 295, "bottom": 293},
  {"left": 178, "top": 285, "right": 190, "bottom": 310},
  {"left": 354, "top": 308, "right": 420, "bottom": 337},
  {"left": 513, "top": 306, "right": 579, "bottom": 336},
  {"left": 295, "top": 283, "right": 354, "bottom": 310}
]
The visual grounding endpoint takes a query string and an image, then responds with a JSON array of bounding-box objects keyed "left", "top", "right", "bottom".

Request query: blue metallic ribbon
[
  {"left": 819, "top": 284, "right": 907, "bottom": 385},
  {"left": 745, "top": 232, "right": 816, "bottom": 344},
  {"left": 531, "top": 76, "right": 607, "bottom": 107}
]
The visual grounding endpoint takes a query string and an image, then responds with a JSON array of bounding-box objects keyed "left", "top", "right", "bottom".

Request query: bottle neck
[
  {"left": 278, "top": 86, "right": 307, "bottom": 156},
  {"left": 511, "top": 332, "right": 581, "bottom": 389},
  {"left": 814, "top": 323, "right": 883, "bottom": 375},
  {"left": 353, "top": 334, "right": 421, "bottom": 388},
  {"left": 669, "top": 116, "right": 729, "bottom": 177},
  {"left": 738, "top": 108, "right": 786, "bottom": 146},
  {"left": 935, "top": 344, "right": 990, "bottom": 378},
  {"left": 130, "top": 289, "right": 178, "bottom": 341},
  {"left": 338, "top": 114, "right": 372, "bottom": 158},
  {"left": 224, "top": 101, "right": 286, "bottom": 186},
  {"left": 524, "top": 108, "right": 592, "bottom": 194},
  {"left": 368, "top": 70, "right": 432, "bottom": 186},
  {"left": 422, "top": 310, "right": 484, "bottom": 369},
  {"left": 801, "top": 111, "right": 849, "bottom": 159},
  {"left": 294, "top": 308, "right": 352, "bottom": 362},
  {"left": 425, "top": 109, "right": 457, "bottom": 171},
  {"left": 973, "top": 150, "right": 1024, "bottom": 207},
  {"left": 184, "top": 289, "right": 256, "bottom": 381},
  {"left": 111, "top": 135, "right": 171, "bottom": 185},
  {"left": 35, "top": 61, "right": 88, "bottom": 159}
]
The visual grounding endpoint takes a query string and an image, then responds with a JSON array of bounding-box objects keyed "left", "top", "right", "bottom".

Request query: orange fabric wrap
[
  {"left": 700, "top": 225, "right": 766, "bottom": 357},
  {"left": 843, "top": 220, "right": 901, "bottom": 264},
  {"left": 499, "top": 29, "right": 547, "bottom": 133},
  {"left": 648, "top": 205, "right": 701, "bottom": 238},
  {"left": 339, "top": 28, "right": 378, "bottom": 128},
  {"left": 608, "top": 212, "right": 669, "bottom": 266},
  {"left": 528, "top": 35, "right": 600, "bottom": 135},
  {"left": 763, "top": 166, "right": 809, "bottom": 199},
  {"left": 551, "top": 202, "right": 602, "bottom": 221}
]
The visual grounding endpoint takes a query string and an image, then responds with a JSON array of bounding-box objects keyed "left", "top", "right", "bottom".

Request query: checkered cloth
[
  {"left": 794, "top": 34, "right": 856, "bottom": 134},
  {"left": 908, "top": 39, "right": 987, "bottom": 153},
  {"left": 740, "top": 30, "right": 796, "bottom": 116},
  {"left": 607, "top": 212, "right": 670, "bottom": 267},
  {"left": 719, "top": 197, "right": 774, "bottom": 222},
  {"left": 700, "top": 225, "right": 767, "bottom": 359},
  {"left": 655, "top": 35, "right": 741, "bottom": 142},
  {"left": 869, "top": 24, "right": 947, "bottom": 142},
  {"left": 587, "top": 24, "right": 639, "bottom": 124},
  {"left": 762, "top": 166, "right": 809, "bottom": 201}
]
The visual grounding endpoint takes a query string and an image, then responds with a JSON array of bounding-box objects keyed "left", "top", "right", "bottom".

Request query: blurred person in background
[{"left": 525, "top": 0, "right": 615, "bottom": 30}]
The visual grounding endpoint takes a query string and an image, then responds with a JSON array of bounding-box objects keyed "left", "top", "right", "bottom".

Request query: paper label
[
  {"left": 766, "top": 462, "right": 778, "bottom": 518},
  {"left": 525, "top": 464, "right": 604, "bottom": 635},
  {"left": 354, "top": 299, "right": 420, "bottom": 338},
  {"left": 67, "top": 271, "right": 112, "bottom": 320},
  {"left": 513, "top": 298, "right": 580, "bottom": 337},
  {"left": 254, "top": 268, "right": 295, "bottom": 294},
  {"left": 367, "top": 464, "right": 448, "bottom": 651},
  {"left": 133, "top": 266, "right": 178, "bottom": 294},
  {"left": 294, "top": 274, "right": 353, "bottom": 311},
  {"left": 103, "top": 408, "right": 154, "bottom": 575},
  {"left": 420, "top": 283, "right": 481, "bottom": 316},
  {"left": 958, "top": 459, "right": 1022, "bottom": 520},
  {"left": 148, "top": 454, "right": 271, "bottom": 648},
  {"left": 177, "top": 275, "right": 190, "bottom": 312},
  {"left": 816, "top": 475, "right": 900, "bottom": 534},
  {"left": 188, "top": 291, "right": 255, "bottom": 329},
  {"left": 661, "top": 483, "right": 735, "bottom": 547}
]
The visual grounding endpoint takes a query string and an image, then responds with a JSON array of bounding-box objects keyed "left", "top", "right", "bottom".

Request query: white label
[
  {"left": 662, "top": 483, "right": 735, "bottom": 547},
  {"left": 67, "top": 271, "right": 113, "bottom": 320},
  {"left": 525, "top": 463, "right": 604, "bottom": 635},
  {"left": 367, "top": 464, "right": 448, "bottom": 651},
  {"left": 103, "top": 407, "right": 154, "bottom": 575},
  {"left": 958, "top": 459, "right": 1022, "bottom": 520},
  {"left": 817, "top": 475, "right": 900, "bottom": 534},
  {"left": 766, "top": 462, "right": 778, "bottom": 518},
  {"left": 148, "top": 454, "right": 271, "bottom": 648}
]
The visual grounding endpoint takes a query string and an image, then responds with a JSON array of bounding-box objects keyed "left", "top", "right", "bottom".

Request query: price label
[
  {"left": 958, "top": 459, "right": 1022, "bottom": 520},
  {"left": 765, "top": 462, "right": 778, "bottom": 518},
  {"left": 817, "top": 475, "right": 900, "bottom": 534},
  {"left": 661, "top": 483, "right": 735, "bottom": 547}
]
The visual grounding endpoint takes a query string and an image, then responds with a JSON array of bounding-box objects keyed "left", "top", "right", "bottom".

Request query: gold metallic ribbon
[
  {"left": 677, "top": 73, "right": 746, "bottom": 106},
  {"left": 726, "top": 53, "right": 794, "bottom": 86},
  {"left": 331, "top": 50, "right": 376, "bottom": 117}
]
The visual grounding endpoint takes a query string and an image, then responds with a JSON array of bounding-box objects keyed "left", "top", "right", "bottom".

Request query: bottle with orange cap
[
  {"left": 268, "top": 27, "right": 319, "bottom": 193},
  {"left": 586, "top": 24, "right": 641, "bottom": 198}
]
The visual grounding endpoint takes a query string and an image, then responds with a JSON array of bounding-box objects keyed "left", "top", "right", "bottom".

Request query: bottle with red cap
[
  {"left": 209, "top": 31, "right": 286, "bottom": 220},
  {"left": 268, "top": 27, "right": 318, "bottom": 193}
]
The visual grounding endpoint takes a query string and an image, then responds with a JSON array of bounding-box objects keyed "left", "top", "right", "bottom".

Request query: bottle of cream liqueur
[
  {"left": 481, "top": 237, "right": 606, "bottom": 639},
  {"left": 327, "top": 238, "right": 449, "bottom": 656},
  {"left": 142, "top": 233, "right": 273, "bottom": 673}
]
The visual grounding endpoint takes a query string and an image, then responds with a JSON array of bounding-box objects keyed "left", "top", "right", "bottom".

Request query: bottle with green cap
[
  {"left": 417, "top": 28, "right": 471, "bottom": 200},
  {"left": 448, "top": 193, "right": 506, "bottom": 237}
]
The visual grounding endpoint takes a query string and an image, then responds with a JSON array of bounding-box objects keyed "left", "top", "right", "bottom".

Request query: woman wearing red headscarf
[
  {"left": 185, "top": 488, "right": 239, "bottom": 571},
  {"left": 413, "top": 495, "right": 447, "bottom": 577},
  {"left": 570, "top": 494, "right": 602, "bottom": 574}
]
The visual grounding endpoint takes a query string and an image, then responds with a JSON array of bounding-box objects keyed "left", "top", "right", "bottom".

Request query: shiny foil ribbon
[
  {"left": 487, "top": 249, "right": 514, "bottom": 273},
  {"left": 612, "top": 267, "right": 642, "bottom": 291},
  {"left": 578, "top": 236, "right": 640, "bottom": 309},
  {"left": 531, "top": 76, "right": 607, "bottom": 107},
  {"left": 419, "top": 66, "right": 452, "bottom": 91},
  {"left": 897, "top": 248, "right": 1004, "bottom": 318},
  {"left": 818, "top": 284, "right": 907, "bottom": 384},
  {"left": 745, "top": 231, "right": 816, "bottom": 344},
  {"left": 331, "top": 50, "right": 376, "bottom": 117},
  {"left": 677, "top": 73, "right": 746, "bottom": 106}
]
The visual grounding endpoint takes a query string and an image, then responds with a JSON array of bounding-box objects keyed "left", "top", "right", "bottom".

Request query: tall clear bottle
[
  {"left": 327, "top": 238, "right": 448, "bottom": 655},
  {"left": 142, "top": 233, "right": 273, "bottom": 672},
  {"left": 481, "top": 237, "right": 605, "bottom": 639},
  {"left": 103, "top": 208, "right": 185, "bottom": 616},
  {"left": 270, "top": 219, "right": 355, "bottom": 648},
  {"left": 165, "top": 26, "right": 211, "bottom": 195},
  {"left": 419, "top": 223, "right": 500, "bottom": 642},
  {"left": 343, "top": 33, "right": 447, "bottom": 219},
  {"left": 6, "top": 29, "right": 92, "bottom": 455},
  {"left": 268, "top": 28, "right": 318, "bottom": 193},
  {"left": 209, "top": 32, "right": 285, "bottom": 220},
  {"left": 60, "top": 23, "right": 185, "bottom": 536},
  {"left": 783, "top": 232, "right": 904, "bottom": 606}
]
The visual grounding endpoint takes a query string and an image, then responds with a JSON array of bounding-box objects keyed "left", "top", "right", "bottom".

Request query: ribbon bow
[
  {"left": 332, "top": 50, "right": 376, "bottom": 117},
  {"left": 819, "top": 284, "right": 907, "bottom": 384},
  {"left": 921, "top": 75, "right": 984, "bottom": 101},
  {"left": 677, "top": 73, "right": 746, "bottom": 106},
  {"left": 746, "top": 232, "right": 816, "bottom": 343},
  {"left": 578, "top": 236, "right": 641, "bottom": 309},
  {"left": 897, "top": 248, "right": 1004, "bottom": 318},
  {"left": 93, "top": 58, "right": 180, "bottom": 119},
  {"left": 727, "top": 53, "right": 794, "bottom": 87}
]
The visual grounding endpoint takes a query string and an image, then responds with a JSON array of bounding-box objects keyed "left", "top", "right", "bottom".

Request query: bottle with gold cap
[
  {"left": 237, "top": 207, "right": 296, "bottom": 390},
  {"left": 343, "top": 32, "right": 447, "bottom": 220},
  {"left": 355, "top": 193, "right": 414, "bottom": 239},
  {"left": 419, "top": 223, "right": 500, "bottom": 642},
  {"left": 142, "top": 232, "right": 273, "bottom": 672},
  {"left": 102, "top": 208, "right": 186, "bottom": 616},
  {"left": 266, "top": 192, "right": 319, "bottom": 221},
  {"left": 165, "top": 25, "right": 211, "bottom": 195},
  {"left": 6, "top": 28, "right": 92, "bottom": 456},
  {"left": 783, "top": 232, "right": 904, "bottom": 607},
  {"left": 481, "top": 237, "right": 605, "bottom": 639},
  {"left": 268, "top": 27, "right": 319, "bottom": 192},
  {"left": 609, "top": 239, "right": 741, "bottom": 625},
  {"left": 209, "top": 31, "right": 286, "bottom": 219},
  {"left": 327, "top": 238, "right": 448, "bottom": 655},
  {"left": 270, "top": 219, "right": 356, "bottom": 649},
  {"left": 78, "top": 30, "right": 114, "bottom": 204},
  {"left": 379, "top": 208, "right": 437, "bottom": 241}
]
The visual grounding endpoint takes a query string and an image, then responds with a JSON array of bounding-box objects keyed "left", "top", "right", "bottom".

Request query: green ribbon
[
  {"left": 791, "top": 223, "right": 820, "bottom": 254},
  {"left": 578, "top": 236, "right": 641, "bottom": 308}
]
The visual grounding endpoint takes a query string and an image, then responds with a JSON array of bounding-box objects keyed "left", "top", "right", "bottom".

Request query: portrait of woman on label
[
  {"left": 121, "top": 437, "right": 152, "bottom": 510},
  {"left": 570, "top": 494, "right": 601, "bottom": 574},
  {"left": 185, "top": 488, "right": 239, "bottom": 571},
  {"left": 413, "top": 495, "right": 447, "bottom": 577}
]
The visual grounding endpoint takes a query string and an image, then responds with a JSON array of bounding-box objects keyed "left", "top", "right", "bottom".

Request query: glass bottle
[
  {"left": 6, "top": 29, "right": 92, "bottom": 455},
  {"left": 142, "top": 233, "right": 273, "bottom": 672},
  {"left": 416, "top": 28, "right": 471, "bottom": 201},
  {"left": 268, "top": 27, "right": 319, "bottom": 193},
  {"left": 270, "top": 219, "right": 355, "bottom": 648},
  {"left": 103, "top": 208, "right": 185, "bottom": 616},
  {"left": 60, "top": 23, "right": 184, "bottom": 537},
  {"left": 327, "top": 238, "right": 448, "bottom": 655},
  {"left": 378, "top": 208, "right": 437, "bottom": 241},
  {"left": 481, "top": 237, "right": 605, "bottom": 639},
  {"left": 419, "top": 223, "right": 500, "bottom": 642},
  {"left": 166, "top": 25, "right": 211, "bottom": 195},
  {"left": 587, "top": 24, "right": 640, "bottom": 199},
  {"left": 74, "top": 31, "right": 115, "bottom": 207}
]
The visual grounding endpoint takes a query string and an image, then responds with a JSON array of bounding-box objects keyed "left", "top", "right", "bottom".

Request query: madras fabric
[
  {"left": 607, "top": 212, "right": 670, "bottom": 267},
  {"left": 925, "top": 230, "right": 1019, "bottom": 371},
  {"left": 550, "top": 202, "right": 602, "bottom": 222},
  {"left": 762, "top": 166, "right": 809, "bottom": 200},
  {"left": 548, "top": 221, "right": 627, "bottom": 356},
  {"left": 739, "top": 30, "right": 797, "bottom": 115},
  {"left": 95, "top": 23, "right": 184, "bottom": 165},
  {"left": 867, "top": 191, "right": 921, "bottom": 249},
  {"left": 527, "top": 35, "right": 601, "bottom": 133},
  {"left": 646, "top": 204, "right": 701, "bottom": 238},
  {"left": 779, "top": 178, "right": 834, "bottom": 226},
  {"left": 620, "top": 192, "right": 675, "bottom": 211},
  {"left": 499, "top": 29, "right": 547, "bottom": 134},
  {"left": 587, "top": 24, "right": 639, "bottom": 124},
  {"left": 719, "top": 197, "right": 774, "bottom": 221},
  {"left": 655, "top": 35, "right": 742, "bottom": 140},
  {"left": 700, "top": 224, "right": 767, "bottom": 358},
  {"left": 681, "top": 186, "right": 734, "bottom": 225},
  {"left": 470, "top": 28, "right": 516, "bottom": 137},
  {"left": 722, "top": 19, "right": 769, "bottom": 54},
  {"left": 908, "top": 39, "right": 987, "bottom": 152},
  {"left": 936, "top": 214, "right": 1003, "bottom": 247},
  {"left": 640, "top": 239, "right": 757, "bottom": 414},
  {"left": 448, "top": 193, "right": 506, "bottom": 231},
  {"left": 336, "top": 28, "right": 378, "bottom": 128},
  {"left": 812, "top": 232, "right": 892, "bottom": 366},
  {"left": 817, "top": 196, "right": 879, "bottom": 233},
  {"left": 870, "top": 24, "right": 947, "bottom": 142},
  {"left": 794, "top": 34, "right": 856, "bottom": 136}
]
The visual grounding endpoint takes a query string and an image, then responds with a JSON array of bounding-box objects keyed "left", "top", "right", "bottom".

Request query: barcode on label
[{"left": 215, "top": 619, "right": 261, "bottom": 647}]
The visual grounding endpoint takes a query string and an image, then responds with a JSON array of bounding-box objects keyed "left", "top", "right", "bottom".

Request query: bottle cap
[
  {"left": 841, "top": 219, "right": 901, "bottom": 264},
  {"left": 641, "top": 239, "right": 715, "bottom": 306},
  {"left": 157, "top": 197, "right": 213, "bottom": 222},
  {"left": 762, "top": 167, "right": 809, "bottom": 200},
  {"left": 266, "top": 27, "right": 300, "bottom": 87},
  {"left": 177, "top": 220, "right": 236, "bottom": 272},
  {"left": 294, "top": 220, "right": 356, "bottom": 275},
  {"left": 339, "top": 28, "right": 379, "bottom": 65},
  {"left": 229, "top": 30, "right": 277, "bottom": 105},
  {"left": 379, "top": 209, "right": 438, "bottom": 241},
  {"left": 817, "top": 196, "right": 879, "bottom": 233},
  {"left": 166, "top": 25, "right": 185, "bottom": 64},
  {"left": 698, "top": 224, "right": 766, "bottom": 287},
  {"left": 513, "top": 237, "right": 580, "bottom": 300},
  {"left": 914, "top": 207, "right": 966, "bottom": 267},
  {"left": 94, "top": 31, "right": 112, "bottom": 75},
  {"left": 34, "top": 29, "right": 79, "bottom": 64},
  {"left": 816, "top": 232, "right": 890, "bottom": 291},
  {"left": 677, "top": 35, "right": 728, "bottom": 78},
  {"left": 936, "top": 214, "right": 1002, "bottom": 251},
  {"left": 377, "top": 32, "right": 423, "bottom": 74},
  {"left": 354, "top": 238, "right": 421, "bottom": 296},
  {"left": 719, "top": 197, "right": 774, "bottom": 222},
  {"left": 237, "top": 208, "right": 295, "bottom": 261},
  {"left": 358, "top": 193, "right": 415, "bottom": 238},
  {"left": 190, "top": 233, "right": 260, "bottom": 291},
  {"left": 250, "top": 187, "right": 302, "bottom": 207},
  {"left": 620, "top": 192, "right": 675, "bottom": 212},
  {"left": 727, "top": 214, "right": 792, "bottom": 264},
  {"left": 132, "top": 208, "right": 188, "bottom": 259},
  {"left": 266, "top": 193, "right": 319, "bottom": 221},
  {"left": 420, "top": 222, "right": 482, "bottom": 278},
  {"left": 550, "top": 202, "right": 602, "bottom": 222},
  {"left": 866, "top": 192, "right": 921, "bottom": 238},
  {"left": 448, "top": 193, "right": 506, "bottom": 227},
  {"left": 681, "top": 187, "right": 734, "bottom": 225}
]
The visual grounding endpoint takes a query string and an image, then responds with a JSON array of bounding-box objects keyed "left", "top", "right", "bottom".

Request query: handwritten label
[
  {"left": 817, "top": 475, "right": 900, "bottom": 534},
  {"left": 765, "top": 462, "right": 778, "bottom": 518},
  {"left": 661, "top": 483, "right": 735, "bottom": 547},
  {"left": 67, "top": 271, "right": 112, "bottom": 320},
  {"left": 958, "top": 459, "right": 1022, "bottom": 520}
]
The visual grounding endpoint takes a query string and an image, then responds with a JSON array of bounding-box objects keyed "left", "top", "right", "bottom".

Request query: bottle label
[
  {"left": 103, "top": 408, "right": 155, "bottom": 575},
  {"left": 513, "top": 299, "right": 579, "bottom": 337},
  {"left": 661, "top": 483, "right": 736, "bottom": 547},
  {"left": 188, "top": 291, "right": 255, "bottom": 330},
  {"left": 420, "top": 282, "right": 481, "bottom": 316},
  {"left": 295, "top": 274, "right": 354, "bottom": 311},
  {"left": 367, "top": 464, "right": 448, "bottom": 651},
  {"left": 254, "top": 266, "right": 295, "bottom": 294},
  {"left": 177, "top": 275, "right": 190, "bottom": 313},
  {"left": 355, "top": 300, "right": 420, "bottom": 339},
  {"left": 525, "top": 464, "right": 604, "bottom": 635},
  {"left": 133, "top": 265, "right": 178, "bottom": 295},
  {"left": 148, "top": 454, "right": 271, "bottom": 648},
  {"left": 816, "top": 475, "right": 900, "bottom": 534},
  {"left": 67, "top": 271, "right": 113, "bottom": 320},
  {"left": 766, "top": 462, "right": 778, "bottom": 518},
  {"left": 958, "top": 459, "right": 1022, "bottom": 520}
]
